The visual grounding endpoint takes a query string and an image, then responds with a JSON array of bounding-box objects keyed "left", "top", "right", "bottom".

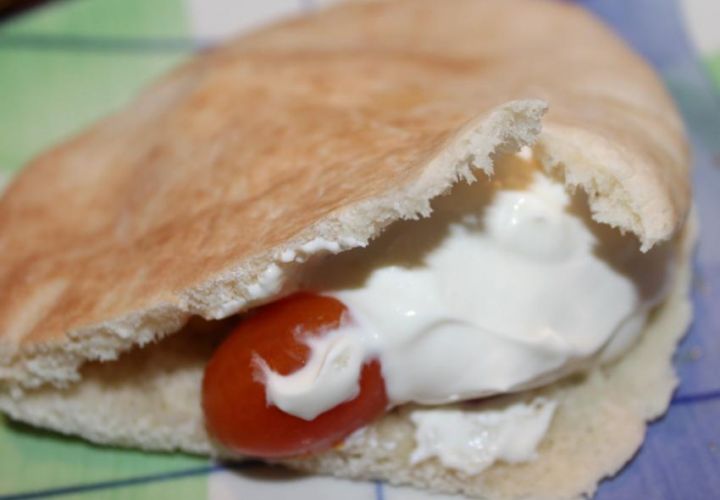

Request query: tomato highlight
[{"left": 202, "top": 292, "right": 388, "bottom": 458}]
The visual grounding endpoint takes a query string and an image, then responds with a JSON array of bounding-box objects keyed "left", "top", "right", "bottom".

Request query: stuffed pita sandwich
[{"left": 0, "top": 0, "right": 694, "bottom": 498}]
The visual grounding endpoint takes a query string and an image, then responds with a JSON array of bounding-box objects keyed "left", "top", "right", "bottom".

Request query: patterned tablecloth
[{"left": 1, "top": 1, "right": 719, "bottom": 499}]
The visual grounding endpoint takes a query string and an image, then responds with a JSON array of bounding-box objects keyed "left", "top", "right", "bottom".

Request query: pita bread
[{"left": 0, "top": 0, "right": 692, "bottom": 498}]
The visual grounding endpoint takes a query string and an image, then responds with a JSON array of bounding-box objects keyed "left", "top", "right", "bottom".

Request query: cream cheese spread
[
  {"left": 259, "top": 150, "right": 674, "bottom": 421},
  {"left": 255, "top": 326, "right": 366, "bottom": 420},
  {"left": 409, "top": 398, "right": 557, "bottom": 474}
]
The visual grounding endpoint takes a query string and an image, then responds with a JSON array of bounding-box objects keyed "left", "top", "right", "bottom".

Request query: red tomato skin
[{"left": 202, "top": 292, "right": 388, "bottom": 458}]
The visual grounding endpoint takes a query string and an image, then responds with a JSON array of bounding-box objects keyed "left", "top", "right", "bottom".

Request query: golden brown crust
[{"left": 0, "top": 0, "right": 688, "bottom": 390}]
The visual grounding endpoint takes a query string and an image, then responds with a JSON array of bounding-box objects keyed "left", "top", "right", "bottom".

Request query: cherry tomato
[{"left": 202, "top": 292, "right": 388, "bottom": 458}]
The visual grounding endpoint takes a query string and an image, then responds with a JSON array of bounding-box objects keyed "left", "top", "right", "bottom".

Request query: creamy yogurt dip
[{"left": 255, "top": 149, "right": 674, "bottom": 466}]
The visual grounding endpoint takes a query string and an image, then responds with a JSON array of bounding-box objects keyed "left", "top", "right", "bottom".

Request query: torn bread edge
[
  {"left": 0, "top": 96, "right": 696, "bottom": 498},
  {"left": 0, "top": 98, "right": 690, "bottom": 396}
]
